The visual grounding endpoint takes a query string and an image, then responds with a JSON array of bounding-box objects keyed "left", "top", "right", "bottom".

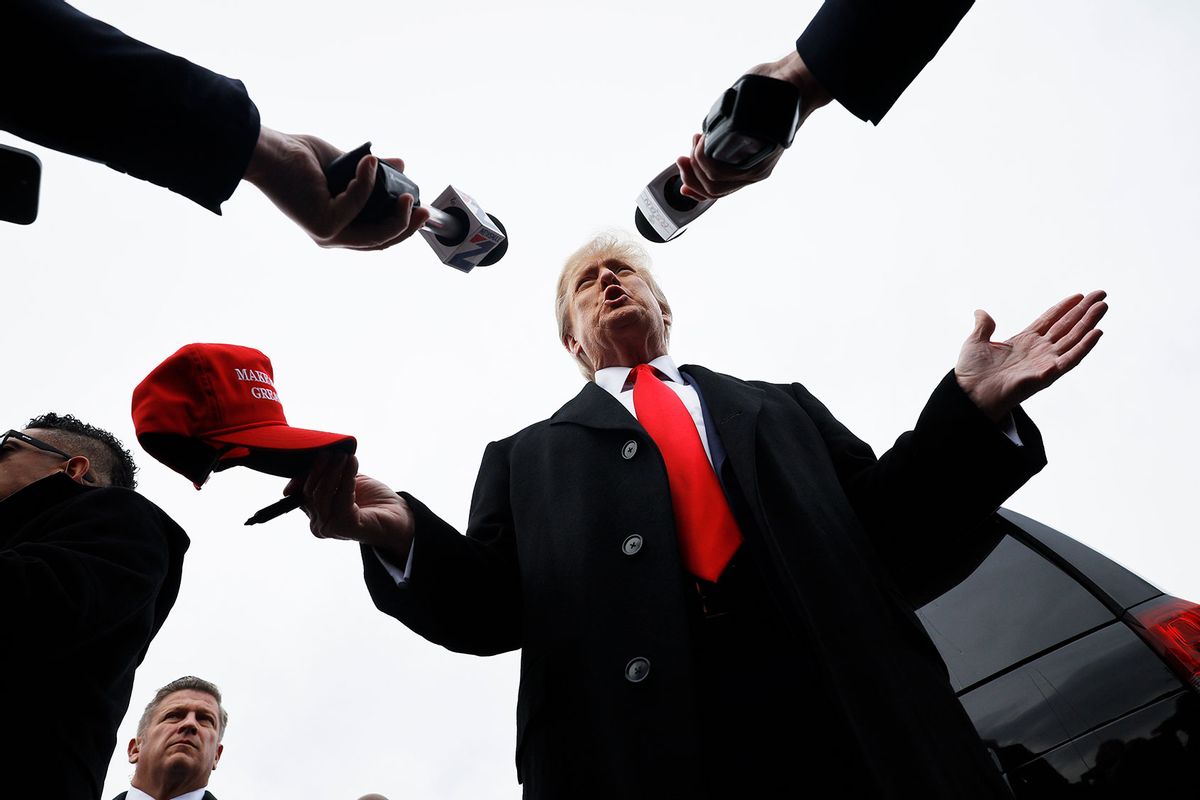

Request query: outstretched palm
[{"left": 955, "top": 291, "right": 1108, "bottom": 421}]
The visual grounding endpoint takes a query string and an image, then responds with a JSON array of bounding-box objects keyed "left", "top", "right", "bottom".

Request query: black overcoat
[
  {"left": 1, "top": 473, "right": 189, "bottom": 799},
  {"left": 363, "top": 367, "right": 1046, "bottom": 799}
]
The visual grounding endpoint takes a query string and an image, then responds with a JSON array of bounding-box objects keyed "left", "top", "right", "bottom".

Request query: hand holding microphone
[
  {"left": 324, "top": 142, "right": 508, "bottom": 272},
  {"left": 635, "top": 50, "right": 831, "bottom": 243}
]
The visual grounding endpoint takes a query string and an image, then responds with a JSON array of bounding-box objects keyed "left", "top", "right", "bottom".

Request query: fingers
[
  {"left": 326, "top": 192, "right": 430, "bottom": 251},
  {"left": 676, "top": 133, "right": 782, "bottom": 200},
  {"left": 302, "top": 452, "right": 360, "bottom": 539},
  {"left": 1046, "top": 290, "right": 1106, "bottom": 342},
  {"left": 676, "top": 156, "right": 710, "bottom": 200},
  {"left": 1026, "top": 293, "right": 1085, "bottom": 336},
  {"left": 363, "top": 203, "right": 431, "bottom": 252},
  {"left": 1055, "top": 328, "right": 1104, "bottom": 374},
  {"left": 325, "top": 153, "right": 378, "bottom": 234},
  {"left": 316, "top": 150, "right": 427, "bottom": 250},
  {"left": 968, "top": 309, "right": 997, "bottom": 343},
  {"left": 1052, "top": 294, "right": 1108, "bottom": 354}
]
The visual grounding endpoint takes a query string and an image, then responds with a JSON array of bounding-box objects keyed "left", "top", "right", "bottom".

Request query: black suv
[{"left": 916, "top": 510, "right": 1200, "bottom": 797}]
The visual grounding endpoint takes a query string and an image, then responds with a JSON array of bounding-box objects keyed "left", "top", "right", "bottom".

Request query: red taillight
[{"left": 1129, "top": 595, "right": 1200, "bottom": 693}]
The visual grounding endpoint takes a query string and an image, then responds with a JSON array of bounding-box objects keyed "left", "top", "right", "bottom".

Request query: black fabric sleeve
[
  {"left": 360, "top": 442, "right": 522, "bottom": 657},
  {"left": 787, "top": 370, "right": 1047, "bottom": 603},
  {"left": 795, "top": 0, "right": 975, "bottom": 123},
  {"left": 0, "top": 489, "right": 172, "bottom": 659},
  {"left": 0, "top": 0, "right": 261, "bottom": 213},
  {"left": 789, "top": 370, "right": 1046, "bottom": 533}
]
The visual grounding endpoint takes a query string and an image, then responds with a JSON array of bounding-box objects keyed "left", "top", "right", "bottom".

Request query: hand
[
  {"left": 284, "top": 452, "right": 414, "bottom": 560},
  {"left": 243, "top": 126, "right": 430, "bottom": 250},
  {"left": 955, "top": 291, "right": 1108, "bottom": 422},
  {"left": 676, "top": 50, "right": 832, "bottom": 201}
]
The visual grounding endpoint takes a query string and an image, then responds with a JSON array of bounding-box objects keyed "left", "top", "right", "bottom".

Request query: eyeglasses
[{"left": 0, "top": 429, "right": 96, "bottom": 483}]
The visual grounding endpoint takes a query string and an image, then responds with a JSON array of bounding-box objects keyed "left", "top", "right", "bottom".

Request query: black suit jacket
[
  {"left": 2, "top": 473, "right": 189, "bottom": 800},
  {"left": 363, "top": 367, "right": 1044, "bottom": 799},
  {"left": 796, "top": 0, "right": 975, "bottom": 123},
  {"left": 1, "top": 0, "right": 260, "bottom": 213}
]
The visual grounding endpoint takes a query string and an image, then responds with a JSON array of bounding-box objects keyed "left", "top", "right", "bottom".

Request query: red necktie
[{"left": 631, "top": 364, "right": 742, "bottom": 582}]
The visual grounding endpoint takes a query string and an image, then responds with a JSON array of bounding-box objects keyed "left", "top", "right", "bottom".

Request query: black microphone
[
  {"left": 635, "top": 74, "right": 803, "bottom": 243},
  {"left": 325, "top": 142, "right": 508, "bottom": 272}
]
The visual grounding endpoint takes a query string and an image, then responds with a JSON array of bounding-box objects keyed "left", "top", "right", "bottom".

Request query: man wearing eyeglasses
[{"left": 1, "top": 413, "right": 189, "bottom": 799}]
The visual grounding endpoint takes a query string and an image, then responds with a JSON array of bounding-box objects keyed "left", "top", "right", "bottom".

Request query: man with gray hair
[
  {"left": 296, "top": 233, "right": 1107, "bottom": 798},
  {"left": 114, "top": 676, "right": 227, "bottom": 800},
  {"left": 1, "top": 413, "right": 189, "bottom": 799}
]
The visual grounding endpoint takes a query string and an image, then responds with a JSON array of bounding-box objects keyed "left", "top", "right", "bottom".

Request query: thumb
[
  {"left": 969, "top": 309, "right": 996, "bottom": 343},
  {"left": 328, "top": 154, "right": 378, "bottom": 231}
]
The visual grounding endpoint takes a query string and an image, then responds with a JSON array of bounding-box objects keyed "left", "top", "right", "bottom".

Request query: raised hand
[
  {"left": 284, "top": 452, "right": 414, "bottom": 560},
  {"left": 955, "top": 291, "right": 1108, "bottom": 422},
  {"left": 243, "top": 127, "right": 431, "bottom": 250}
]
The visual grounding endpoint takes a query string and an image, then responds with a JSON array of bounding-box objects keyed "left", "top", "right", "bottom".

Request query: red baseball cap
[{"left": 132, "top": 343, "right": 356, "bottom": 487}]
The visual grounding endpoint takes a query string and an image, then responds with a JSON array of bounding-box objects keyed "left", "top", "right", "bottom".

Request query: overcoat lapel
[
  {"left": 679, "top": 365, "right": 764, "bottom": 519},
  {"left": 548, "top": 380, "right": 642, "bottom": 433}
]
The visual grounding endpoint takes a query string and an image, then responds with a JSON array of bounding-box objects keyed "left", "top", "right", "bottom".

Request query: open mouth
[{"left": 604, "top": 285, "right": 627, "bottom": 303}]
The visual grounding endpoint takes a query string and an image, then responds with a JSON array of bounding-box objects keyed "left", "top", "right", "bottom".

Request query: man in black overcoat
[
  {"left": 0, "top": 413, "right": 189, "bottom": 799},
  {"left": 295, "top": 233, "right": 1107, "bottom": 798}
]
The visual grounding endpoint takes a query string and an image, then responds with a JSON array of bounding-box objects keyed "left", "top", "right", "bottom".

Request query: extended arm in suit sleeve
[
  {"left": 0, "top": 490, "right": 172, "bottom": 659},
  {"left": 361, "top": 441, "right": 522, "bottom": 657},
  {"left": 795, "top": 0, "right": 974, "bottom": 123},
  {"left": 787, "top": 370, "right": 1046, "bottom": 547},
  {"left": 1, "top": 0, "right": 261, "bottom": 212}
]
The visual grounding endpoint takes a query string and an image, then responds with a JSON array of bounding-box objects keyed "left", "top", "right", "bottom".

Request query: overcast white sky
[{"left": 3, "top": 0, "right": 1199, "bottom": 797}]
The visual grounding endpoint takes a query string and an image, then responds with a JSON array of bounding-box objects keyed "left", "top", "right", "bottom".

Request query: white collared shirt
[
  {"left": 593, "top": 354, "right": 714, "bottom": 466},
  {"left": 126, "top": 786, "right": 208, "bottom": 800},
  {"left": 376, "top": 354, "right": 711, "bottom": 586}
]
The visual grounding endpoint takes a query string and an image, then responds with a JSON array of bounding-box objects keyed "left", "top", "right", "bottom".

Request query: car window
[{"left": 917, "top": 535, "right": 1115, "bottom": 692}]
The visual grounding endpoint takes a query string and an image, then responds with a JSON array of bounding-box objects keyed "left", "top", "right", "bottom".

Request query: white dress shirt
[
  {"left": 593, "top": 354, "right": 714, "bottom": 466},
  {"left": 125, "top": 786, "right": 208, "bottom": 800}
]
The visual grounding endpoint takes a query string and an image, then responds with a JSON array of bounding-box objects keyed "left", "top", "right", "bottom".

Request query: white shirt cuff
[
  {"left": 374, "top": 543, "right": 414, "bottom": 585},
  {"left": 1001, "top": 413, "right": 1023, "bottom": 447}
]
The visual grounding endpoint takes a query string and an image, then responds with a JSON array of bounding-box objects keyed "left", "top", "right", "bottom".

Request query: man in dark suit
[
  {"left": 294, "top": 233, "right": 1107, "bottom": 798},
  {"left": 113, "top": 676, "right": 226, "bottom": 800},
  {"left": 2, "top": 0, "right": 427, "bottom": 246},
  {"left": 676, "top": 0, "right": 976, "bottom": 200},
  {"left": 0, "top": 413, "right": 189, "bottom": 799}
]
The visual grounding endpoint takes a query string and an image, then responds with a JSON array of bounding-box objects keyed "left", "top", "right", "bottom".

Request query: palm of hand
[
  {"left": 955, "top": 292, "right": 1107, "bottom": 421},
  {"left": 957, "top": 331, "right": 1063, "bottom": 414}
]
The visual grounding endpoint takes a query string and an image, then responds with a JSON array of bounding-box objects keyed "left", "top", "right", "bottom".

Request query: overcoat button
[
  {"left": 621, "top": 534, "right": 643, "bottom": 556},
  {"left": 625, "top": 657, "right": 650, "bottom": 683},
  {"left": 621, "top": 440, "right": 638, "bottom": 460}
]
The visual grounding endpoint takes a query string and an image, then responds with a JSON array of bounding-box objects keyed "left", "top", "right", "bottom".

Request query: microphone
[
  {"left": 635, "top": 74, "right": 803, "bottom": 243},
  {"left": 325, "top": 143, "right": 508, "bottom": 272}
]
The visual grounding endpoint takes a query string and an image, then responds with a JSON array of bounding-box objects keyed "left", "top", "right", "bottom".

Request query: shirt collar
[{"left": 594, "top": 354, "right": 683, "bottom": 398}]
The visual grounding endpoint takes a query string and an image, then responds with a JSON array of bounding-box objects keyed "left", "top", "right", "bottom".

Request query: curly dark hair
[{"left": 25, "top": 412, "right": 138, "bottom": 490}]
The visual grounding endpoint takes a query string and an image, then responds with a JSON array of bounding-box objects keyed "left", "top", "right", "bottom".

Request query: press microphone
[
  {"left": 635, "top": 74, "right": 803, "bottom": 243},
  {"left": 325, "top": 143, "right": 508, "bottom": 272}
]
